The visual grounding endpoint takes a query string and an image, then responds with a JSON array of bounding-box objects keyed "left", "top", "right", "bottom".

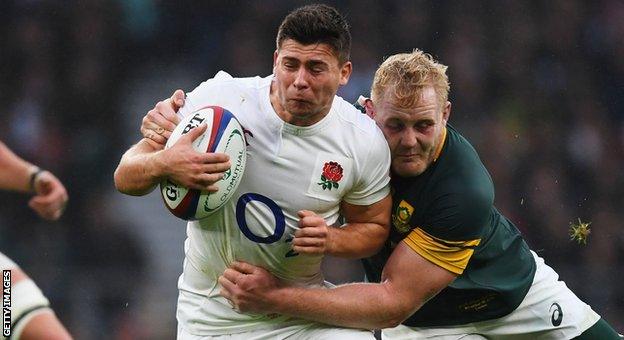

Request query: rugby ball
[{"left": 160, "top": 106, "right": 247, "bottom": 220}]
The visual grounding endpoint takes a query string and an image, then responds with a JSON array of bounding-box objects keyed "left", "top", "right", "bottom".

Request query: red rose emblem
[
  {"left": 322, "top": 162, "right": 343, "bottom": 182},
  {"left": 318, "top": 161, "right": 343, "bottom": 190}
]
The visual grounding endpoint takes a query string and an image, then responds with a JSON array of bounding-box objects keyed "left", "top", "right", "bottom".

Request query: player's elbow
[
  {"left": 377, "top": 303, "right": 415, "bottom": 329},
  {"left": 373, "top": 226, "right": 390, "bottom": 251},
  {"left": 374, "top": 284, "right": 420, "bottom": 329},
  {"left": 362, "top": 224, "right": 390, "bottom": 257},
  {"left": 113, "top": 165, "right": 147, "bottom": 196},
  {"left": 378, "top": 317, "right": 404, "bottom": 329},
  {"left": 114, "top": 165, "right": 128, "bottom": 193}
]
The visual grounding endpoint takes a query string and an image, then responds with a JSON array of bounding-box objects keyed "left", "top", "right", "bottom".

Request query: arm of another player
[
  {"left": 293, "top": 195, "right": 391, "bottom": 258},
  {"left": 0, "top": 141, "right": 68, "bottom": 220},
  {"left": 220, "top": 241, "right": 456, "bottom": 329},
  {"left": 0, "top": 141, "right": 37, "bottom": 192}
]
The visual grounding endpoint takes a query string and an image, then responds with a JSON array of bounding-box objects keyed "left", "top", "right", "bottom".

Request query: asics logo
[{"left": 549, "top": 302, "right": 563, "bottom": 326}]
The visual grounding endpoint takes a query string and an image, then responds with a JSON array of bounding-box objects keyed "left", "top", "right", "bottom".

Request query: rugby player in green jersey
[{"left": 219, "top": 50, "right": 621, "bottom": 339}]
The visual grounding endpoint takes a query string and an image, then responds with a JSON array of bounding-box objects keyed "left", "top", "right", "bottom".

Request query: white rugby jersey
[{"left": 175, "top": 71, "right": 390, "bottom": 335}]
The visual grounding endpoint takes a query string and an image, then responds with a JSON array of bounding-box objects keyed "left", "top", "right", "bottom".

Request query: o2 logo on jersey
[
  {"left": 236, "top": 193, "right": 286, "bottom": 241},
  {"left": 549, "top": 302, "right": 563, "bottom": 327},
  {"left": 234, "top": 193, "right": 300, "bottom": 257}
]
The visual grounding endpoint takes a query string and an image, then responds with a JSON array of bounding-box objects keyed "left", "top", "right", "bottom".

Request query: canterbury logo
[{"left": 549, "top": 302, "right": 563, "bottom": 327}]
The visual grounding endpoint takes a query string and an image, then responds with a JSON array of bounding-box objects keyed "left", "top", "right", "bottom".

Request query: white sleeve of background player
[
  {"left": 344, "top": 126, "right": 391, "bottom": 205},
  {"left": 177, "top": 71, "right": 234, "bottom": 119}
]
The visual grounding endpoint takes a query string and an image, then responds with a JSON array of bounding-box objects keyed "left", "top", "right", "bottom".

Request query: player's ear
[
  {"left": 273, "top": 50, "right": 279, "bottom": 70},
  {"left": 339, "top": 61, "right": 352, "bottom": 86},
  {"left": 442, "top": 101, "right": 451, "bottom": 124},
  {"left": 364, "top": 98, "right": 376, "bottom": 119}
]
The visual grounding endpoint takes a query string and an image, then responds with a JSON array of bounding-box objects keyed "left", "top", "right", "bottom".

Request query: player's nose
[
  {"left": 399, "top": 128, "right": 418, "bottom": 148},
  {"left": 293, "top": 68, "right": 310, "bottom": 89}
]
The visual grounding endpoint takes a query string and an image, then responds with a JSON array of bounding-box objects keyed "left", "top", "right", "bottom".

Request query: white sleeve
[
  {"left": 177, "top": 71, "right": 234, "bottom": 119},
  {"left": 343, "top": 126, "right": 391, "bottom": 205}
]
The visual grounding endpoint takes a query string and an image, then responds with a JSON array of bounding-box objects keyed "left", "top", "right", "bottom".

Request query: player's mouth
[
  {"left": 290, "top": 98, "right": 312, "bottom": 104},
  {"left": 396, "top": 152, "right": 419, "bottom": 158}
]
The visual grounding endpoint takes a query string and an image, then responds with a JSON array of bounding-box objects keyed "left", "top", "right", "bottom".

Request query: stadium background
[{"left": 1, "top": 0, "right": 622, "bottom": 338}]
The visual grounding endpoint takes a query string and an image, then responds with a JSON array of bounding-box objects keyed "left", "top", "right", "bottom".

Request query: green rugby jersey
[{"left": 363, "top": 124, "right": 536, "bottom": 326}]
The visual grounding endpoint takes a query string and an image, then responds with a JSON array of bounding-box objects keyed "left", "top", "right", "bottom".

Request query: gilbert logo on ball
[{"left": 160, "top": 106, "right": 247, "bottom": 220}]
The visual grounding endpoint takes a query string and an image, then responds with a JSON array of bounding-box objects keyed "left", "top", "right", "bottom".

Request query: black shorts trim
[{"left": 8, "top": 304, "right": 50, "bottom": 340}]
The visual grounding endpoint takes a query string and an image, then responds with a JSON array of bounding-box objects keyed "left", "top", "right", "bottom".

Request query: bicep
[
  {"left": 328, "top": 195, "right": 391, "bottom": 257},
  {"left": 382, "top": 241, "right": 457, "bottom": 316},
  {"left": 340, "top": 194, "right": 391, "bottom": 226}
]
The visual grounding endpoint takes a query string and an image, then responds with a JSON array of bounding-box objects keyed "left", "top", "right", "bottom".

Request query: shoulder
[
  {"left": 181, "top": 71, "right": 270, "bottom": 117},
  {"left": 190, "top": 71, "right": 269, "bottom": 94},
  {"left": 332, "top": 96, "right": 389, "bottom": 163},
  {"left": 332, "top": 95, "right": 384, "bottom": 140},
  {"left": 439, "top": 126, "right": 493, "bottom": 196},
  {"left": 423, "top": 128, "right": 494, "bottom": 239}
]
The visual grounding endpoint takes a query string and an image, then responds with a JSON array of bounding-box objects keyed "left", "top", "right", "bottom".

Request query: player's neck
[{"left": 269, "top": 81, "right": 329, "bottom": 127}]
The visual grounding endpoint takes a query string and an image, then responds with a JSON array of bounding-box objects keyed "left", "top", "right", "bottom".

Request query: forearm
[
  {"left": 0, "top": 142, "right": 36, "bottom": 192},
  {"left": 271, "top": 282, "right": 413, "bottom": 330},
  {"left": 114, "top": 139, "right": 166, "bottom": 196},
  {"left": 327, "top": 222, "right": 388, "bottom": 258}
]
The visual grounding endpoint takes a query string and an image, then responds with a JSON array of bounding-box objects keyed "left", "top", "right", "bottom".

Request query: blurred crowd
[{"left": 0, "top": 0, "right": 622, "bottom": 338}]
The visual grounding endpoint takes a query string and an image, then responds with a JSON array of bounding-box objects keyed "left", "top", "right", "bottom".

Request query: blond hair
[{"left": 371, "top": 49, "right": 450, "bottom": 109}]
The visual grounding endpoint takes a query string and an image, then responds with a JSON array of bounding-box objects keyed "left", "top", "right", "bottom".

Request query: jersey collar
[{"left": 433, "top": 126, "right": 447, "bottom": 163}]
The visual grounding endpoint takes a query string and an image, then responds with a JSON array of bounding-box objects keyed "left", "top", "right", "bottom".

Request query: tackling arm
[
  {"left": 221, "top": 241, "right": 457, "bottom": 329},
  {"left": 272, "top": 243, "right": 456, "bottom": 329}
]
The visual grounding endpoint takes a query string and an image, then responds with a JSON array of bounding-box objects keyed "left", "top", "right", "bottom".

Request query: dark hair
[{"left": 276, "top": 4, "right": 351, "bottom": 63}]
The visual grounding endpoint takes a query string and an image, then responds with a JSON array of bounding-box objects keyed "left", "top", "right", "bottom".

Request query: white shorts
[
  {"left": 177, "top": 322, "right": 375, "bottom": 340},
  {"left": 177, "top": 257, "right": 373, "bottom": 339},
  {"left": 382, "top": 251, "right": 600, "bottom": 340},
  {"left": 1, "top": 252, "right": 52, "bottom": 340},
  {"left": 0, "top": 252, "right": 18, "bottom": 270}
]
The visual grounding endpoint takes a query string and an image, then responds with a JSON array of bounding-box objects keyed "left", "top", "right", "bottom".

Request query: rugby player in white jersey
[
  {"left": 0, "top": 141, "right": 71, "bottom": 340},
  {"left": 115, "top": 4, "right": 392, "bottom": 339}
]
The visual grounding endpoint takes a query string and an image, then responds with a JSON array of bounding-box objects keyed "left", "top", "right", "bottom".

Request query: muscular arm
[
  {"left": 330, "top": 194, "right": 392, "bottom": 258},
  {"left": 0, "top": 141, "right": 37, "bottom": 192},
  {"left": 221, "top": 241, "right": 457, "bottom": 330},
  {"left": 292, "top": 194, "right": 391, "bottom": 259},
  {"left": 113, "top": 139, "right": 167, "bottom": 196}
]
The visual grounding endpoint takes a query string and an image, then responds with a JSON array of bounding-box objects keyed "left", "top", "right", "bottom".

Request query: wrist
[
  {"left": 268, "top": 286, "right": 293, "bottom": 314},
  {"left": 28, "top": 166, "right": 44, "bottom": 192},
  {"left": 325, "top": 225, "right": 341, "bottom": 255},
  {"left": 148, "top": 150, "right": 169, "bottom": 181}
]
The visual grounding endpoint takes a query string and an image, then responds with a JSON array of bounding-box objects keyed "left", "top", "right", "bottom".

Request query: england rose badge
[{"left": 317, "top": 161, "right": 343, "bottom": 190}]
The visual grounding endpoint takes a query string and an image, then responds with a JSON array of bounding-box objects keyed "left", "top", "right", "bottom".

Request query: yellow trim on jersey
[
  {"left": 403, "top": 227, "right": 481, "bottom": 275},
  {"left": 433, "top": 127, "right": 447, "bottom": 162}
]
